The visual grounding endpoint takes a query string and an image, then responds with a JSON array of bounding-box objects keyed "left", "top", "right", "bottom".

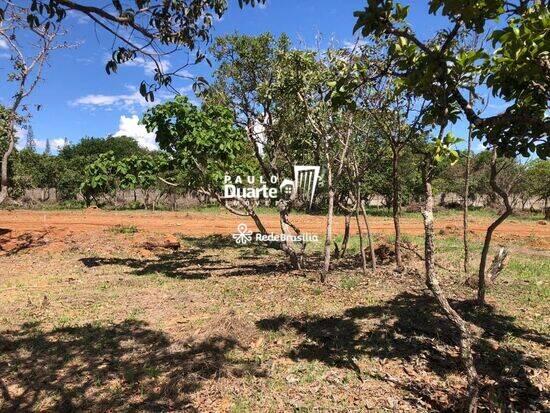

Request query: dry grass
[{"left": 0, "top": 221, "right": 548, "bottom": 412}]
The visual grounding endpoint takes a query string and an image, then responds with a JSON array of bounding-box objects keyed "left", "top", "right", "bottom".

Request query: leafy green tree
[
  {"left": 352, "top": 0, "right": 549, "bottom": 307},
  {"left": 80, "top": 152, "right": 120, "bottom": 206},
  {"left": 117, "top": 153, "right": 168, "bottom": 209},
  {"left": 525, "top": 159, "right": 550, "bottom": 217},
  {"left": 56, "top": 157, "right": 85, "bottom": 201},
  {"left": 353, "top": 0, "right": 548, "bottom": 158},
  {"left": 207, "top": 33, "right": 312, "bottom": 269},
  {"left": 142, "top": 96, "right": 253, "bottom": 195},
  {"left": 10, "top": 148, "right": 40, "bottom": 199},
  {"left": 57, "top": 136, "right": 148, "bottom": 201},
  {"left": 58, "top": 136, "right": 146, "bottom": 161},
  {"left": 37, "top": 154, "right": 60, "bottom": 200}
]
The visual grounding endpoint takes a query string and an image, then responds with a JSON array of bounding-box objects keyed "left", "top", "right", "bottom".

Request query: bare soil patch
[
  {"left": 0, "top": 209, "right": 548, "bottom": 411},
  {"left": 0, "top": 209, "right": 548, "bottom": 255}
]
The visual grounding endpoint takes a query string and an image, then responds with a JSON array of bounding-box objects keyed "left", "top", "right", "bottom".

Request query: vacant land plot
[
  {"left": 0, "top": 209, "right": 548, "bottom": 411},
  {"left": 1, "top": 208, "right": 549, "bottom": 240}
]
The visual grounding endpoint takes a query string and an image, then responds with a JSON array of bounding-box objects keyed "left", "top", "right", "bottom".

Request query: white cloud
[
  {"left": 343, "top": 38, "right": 368, "bottom": 51},
  {"left": 15, "top": 127, "right": 27, "bottom": 150},
  {"left": 472, "top": 140, "right": 488, "bottom": 153},
  {"left": 0, "top": 38, "right": 8, "bottom": 49},
  {"left": 113, "top": 115, "right": 158, "bottom": 150},
  {"left": 122, "top": 56, "right": 173, "bottom": 76},
  {"left": 70, "top": 90, "right": 156, "bottom": 111},
  {"left": 52, "top": 138, "right": 67, "bottom": 150}
]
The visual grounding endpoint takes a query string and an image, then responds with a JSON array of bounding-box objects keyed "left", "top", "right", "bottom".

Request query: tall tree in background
[
  {"left": 25, "top": 125, "right": 37, "bottom": 152},
  {"left": 328, "top": 43, "right": 428, "bottom": 272},
  {"left": 525, "top": 160, "right": 550, "bottom": 218},
  {"left": 44, "top": 139, "right": 51, "bottom": 155}
]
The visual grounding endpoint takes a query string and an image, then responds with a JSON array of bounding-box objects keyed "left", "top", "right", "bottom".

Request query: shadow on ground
[
  {"left": 80, "top": 235, "right": 285, "bottom": 279},
  {"left": 257, "top": 291, "right": 549, "bottom": 412},
  {"left": 0, "top": 320, "right": 263, "bottom": 412}
]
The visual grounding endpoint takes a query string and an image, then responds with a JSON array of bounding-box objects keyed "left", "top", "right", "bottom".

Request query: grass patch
[{"left": 108, "top": 224, "right": 139, "bottom": 234}]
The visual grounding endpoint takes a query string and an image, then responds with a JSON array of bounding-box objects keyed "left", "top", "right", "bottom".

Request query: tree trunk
[
  {"left": 423, "top": 169, "right": 480, "bottom": 412},
  {"left": 144, "top": 190, "right": 150, "bottom": 210},
  {"left": 322, "top": 180, "right": 335, "bottom": 279},
  {"left": 0, "top": 126, "right": 16, "bottom": 205},
  {"left": 355, "top": 188, "right": 367, "bottom": 275},
  {"left": 361, "top": 200, "right": 377, "bottom": 271},
  {"left": 477, "top": 149, "right": 513, "bottom": 305},
  {"left": 391, "top": 148, "right": 403, "bottom": 269},
  {"left": 277, "top": 200, "right": 303, "bottom": 271},
  {"left": 463, "top": 115, "right": 473, "bottom": 274},
  {"left": 339, "top": 213, "right": 352, "bottom": 258}
]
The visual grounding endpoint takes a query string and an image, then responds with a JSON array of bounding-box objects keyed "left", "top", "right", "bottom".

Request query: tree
[
  {"left": 206, "top": 33, "right": 311, "bottom": 269},
  {"left": 25, "top": 125, "right": 37, "bottom": 152},
  {"left": 420, "top": 130, "right": 481, "bottom": 412},
  {"left": 326, "top": 42, "right": 428, "bottom": 271},
  {"left": 117, "top": 153, "right": 168, "bottom": 209},
  {"left": 352, "top": 0, "right": 549, "bottom": 409},
  {"left": 54, "top": 135, "right": 149, "bottom": 203},
  {"left": 525, "top": 160, "right": 550, "bottom": 218},
  {"left": 343, "top": 118, "right": 389, "bottom": 273},
  {"left": 142, "top": 95, "right": 280, "bottom": 230},
  {"left": 362, "top": 88, "right": 426, "bottom": 271},
  {"left": 0, "top": 3, "right": 64, "bottom": 204},
  {"left": 80, "top": 152, "right": 120, "bottom": 206},
  {"left": 58, "top": 135, "right": 146, "bottom": 161},
  {"left": 274, "top": 46, "right": 361, "bottom": 278},
  {"left": 44, "top": 139, "right": 51, "bottom": 155},
  {"left": 353, "top": 0, "right": 549, "bottom": 303}
]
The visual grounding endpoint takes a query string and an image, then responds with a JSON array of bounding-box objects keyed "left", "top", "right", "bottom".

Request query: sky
[{"left": 0, "top": 0, "right": 502, "bottom": 154}]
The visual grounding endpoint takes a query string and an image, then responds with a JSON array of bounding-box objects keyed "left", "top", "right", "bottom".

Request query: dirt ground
[
  {"left": 0, "top": 209, "right": 549, "bottom": 245},
  {"left": 0, "top": 209, "right": 548, "bottom": 411}
]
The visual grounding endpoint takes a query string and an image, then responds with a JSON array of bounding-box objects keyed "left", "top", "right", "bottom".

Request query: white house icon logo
[{"left": 281, "top": 165, "right": 321, "bottom": 208}]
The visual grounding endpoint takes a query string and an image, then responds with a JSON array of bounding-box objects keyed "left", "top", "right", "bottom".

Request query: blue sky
[{"left": 0, "top": 0, "right": 500, "bottom": 153}]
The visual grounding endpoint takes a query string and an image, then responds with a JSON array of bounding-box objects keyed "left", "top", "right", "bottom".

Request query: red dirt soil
[{"left": 1, "top": 209, "right": 548, "bottom": 248}]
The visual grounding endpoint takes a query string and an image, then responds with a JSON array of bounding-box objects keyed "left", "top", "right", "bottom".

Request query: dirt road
[{"left": 1, "top": 209, "right": 548, "bottom": 244}]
